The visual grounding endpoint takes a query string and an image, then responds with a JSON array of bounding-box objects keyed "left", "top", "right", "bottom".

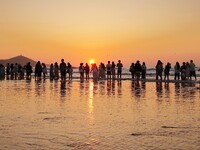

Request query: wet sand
[{"left": 0, "top": 80, "right": 200, "bottom": 150}]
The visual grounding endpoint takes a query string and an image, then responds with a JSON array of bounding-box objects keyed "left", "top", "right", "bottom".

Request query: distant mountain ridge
[{"left": 0, "top": 55, "right": 37, "bottom": 66}]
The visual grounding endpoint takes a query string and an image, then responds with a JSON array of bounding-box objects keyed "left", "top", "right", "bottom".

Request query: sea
[{"left": 0, "top": 69, "right": 200, "bottom": 149}]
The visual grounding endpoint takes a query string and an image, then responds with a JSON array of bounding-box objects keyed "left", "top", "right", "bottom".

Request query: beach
[{"left": 0, "top": 79, "right": 200, "bottom": 150}]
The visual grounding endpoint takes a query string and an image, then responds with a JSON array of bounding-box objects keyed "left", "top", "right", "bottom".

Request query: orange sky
[{"left": 0, "top": 0, "right": 200, "bottom": 67}]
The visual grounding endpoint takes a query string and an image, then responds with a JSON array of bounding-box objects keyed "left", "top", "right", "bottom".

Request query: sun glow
[{"left": 89, "top": 59, "right": 95, "bottom": 65}]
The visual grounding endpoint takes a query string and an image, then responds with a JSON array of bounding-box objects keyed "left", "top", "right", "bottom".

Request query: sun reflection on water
[{"left": 88, "top": 81, "right": 94, "bottom": 114}]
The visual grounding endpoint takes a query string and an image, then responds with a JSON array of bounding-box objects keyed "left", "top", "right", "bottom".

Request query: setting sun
[{"left": 89, "top": 59, "right": 95, "bottom": 65}]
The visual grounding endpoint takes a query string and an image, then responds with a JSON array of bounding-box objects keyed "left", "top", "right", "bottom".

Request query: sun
[{"left": 89, "top": 59, "right": 95, "bottom": 65}]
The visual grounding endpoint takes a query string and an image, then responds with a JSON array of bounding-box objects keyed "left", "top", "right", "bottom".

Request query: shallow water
[{"left": 0, "top": 80, "right": 200, "bottom": 150}]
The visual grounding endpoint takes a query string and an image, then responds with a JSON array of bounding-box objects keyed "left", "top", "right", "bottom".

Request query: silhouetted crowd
[{"left": 0, "top": 59, "right": 198, "bottom": 81}]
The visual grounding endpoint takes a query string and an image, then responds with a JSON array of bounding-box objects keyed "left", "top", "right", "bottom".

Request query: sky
[{"left": 0, "top": 0, "right": 200, "bottom": 67}]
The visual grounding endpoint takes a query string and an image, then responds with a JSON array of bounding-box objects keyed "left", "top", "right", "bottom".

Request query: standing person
[
  {"left": 186, "top": 62, "right": 190, "bottom": 80},
  {"left": 141, "top": 62, "right": 147, "bottom": 79},
  {"left": 91, "top": 63, "right": 99, "bottom": 80},
  {"left": 35, "top": 61, "right": 42, "bottom": 81},
  {"left": 106, "top": 61, "right": 112, "bottom": 80},
  {"left": 156, "top": 60, "right": 163, "bottom": 80},
  {"left": 189, "top": 60, "right": 196, "bottom": 80},
  {"left": 129, "top": 63, "right": 135, "bottom": 79},
  {"left": 174, "top": 62, "right": 180, "bottom": 80},
  {"left": 10, "top": 64, "right": 14, "bottom": 80},
  {"left": 60, "top": 59, "right": 67, "bottom": 81},
  {"left": 85, "top": 63, "right": 90, "bottom": 80},
  {"left": 0, "top": 64, "right": 5, "bottom": 79},
  {"left": 42, "top": 63, "right": 47, "bottom": 80},
  {"left": 6, "top": 63, "right": 10, "bottom": 80},
  {"left": 180, "top": 62, "right": 186, "bottom": 80},
  {"left": 26, "top": 62, "right": 32, "bottom": 80},
  {"left": 14, "top": 63, "right": 18, "bottom": 80},
  {"left": 67, "top": 62, "right": 73, "bottom": 80},
  {"left": 99, "top": 63, "right": 106, "bottom": 79},
  {"left": 79, "top": 63, "right": 84, "bottom": 80},
  {"left": 50, "top": 63, "right": 54, "bottom": 80},
  {"left": 18, "top": 64, "right": 24, "bottom": 80},
  {"left": 111, "top": 61, "right": 116, "bottom": 79},
  {"left": 135, "top": 60, "right": 142, "bottom": 80},
  {"left": 117, "top": 60, "right": 123, "bottom": 79},
  {"left": 164, "top": 62, "right": 171, "bottom": 80},
  {"left": 54, "top": 62, "right": 59, "bottom": 80}
]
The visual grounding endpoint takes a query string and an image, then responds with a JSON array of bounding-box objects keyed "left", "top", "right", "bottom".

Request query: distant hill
[{"left": 0, "top": 55, "right": 37, "bottom": 66}]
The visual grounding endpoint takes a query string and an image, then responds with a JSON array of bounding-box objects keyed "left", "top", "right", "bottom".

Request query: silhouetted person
[
  {"left": 117, "top": 60, "right": 123, "bottom": 79},
  {"left": 129, "top": 63, "right": 135, "bottom": 79},
  {"left": 50, "top": 63, "right": 54, "bottom": 80},
  {"left": 26, "top": 62, "right": 32, "bottom": 80},
  {"left": 186, "top": 62, "right": 190, "bottom": 80},
  {"left": 42, "top": 63, "right": 47, "bottom": 80},
  {"left": 106, "top": 61, "right": 112, "bottom": 80},
  {"left": 91, "top": 63, "right": 99, "bottom": 80},
  {"left": 14, "top": 63, "right": 18, "bottom": 80},
  {"left": 54, "top": 62, "right": 59, "bottom": 80},
  {"left": 156, "top": 60, "right": 163, "bottom": 80},
  {"left": 60, "top": 59, "right": 67, "bottom": 81},
  {"left": 85, "top": 63, "right": 90, "bottom": 80},
  {"left": 111, "top": 61, "right": 116, "bottom": 79},
  {"left": 10, "top": 63, "right": 14, "bottom": 80},
  {"left": 35, "top": 61, "right": 42, "bottom": 81},
  {"left": 67, "top": 62, "right": 73, "bottom": 80},
  {"left": 79, "top": 63, "right": 84, "bottom": 80},
  {"left": 141, "top": 62, "right": 146, "bottom": 79},
  {"left": 164, "top": 62, "right": 171, "bottom": 80},
  {"left": 189, "top": 60, "right": 196, "bottom": 80},
  {"left": 180, "top": 62, "right": 186, "bottom": 80},
  {"left": 135, "top": 60, "right": 142, "bottom": 80},
  {"left": 174, "top": 62, "right": 180, "bottom": 80},
  {"left": 18, "top": 64, "right": 24, "bottom": 80},
  {"left": 99, "top": 63, "right": 106, "bottom": 79},
  {"left": 6, "top": 63, "right": 10, "bottom": 80},
  {"left": 0, "top": 64, "right": 5, "bottom": 79}
]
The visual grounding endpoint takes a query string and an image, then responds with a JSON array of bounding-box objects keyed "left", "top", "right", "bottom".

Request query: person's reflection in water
[
  {"left": 188, "top": 83, "right": 196, "bottom": 98},
  {"left": 93, "top": 80, "right": 98, "bottom": 95},
  {"left": 164, "top": 82, "right": 170, "bottom": 99},
  {"left": 174, "top": 82, "right": 181, "bottom": 99},
  {"left": 141, "top": 81, "right": 146, "bottom": 98},
  {"left": 107, "top": 80, "right": 112, "bottom": 96},
  {"left": 35, "top": 80, "right": 42, "bottom": 96},
  {"left": 99, "top": 80, "right": 106, "bottom": 96},
  {"left": 111, "top": 80, "right": 116, "bottom": 96},
  {"left": 60, "top": 80, "right": 66, "bottom": 99},
  {"left": 141, "top": 81, "right": 146, "bottom": 90},
  {"left": 117, "top": 80, "right": 122, "bottom": 97},
  {"left": 54, "top": 80, "right": 59, "bottom": 92},
  {"left": 156, "top": 81, "right": 163, "bottom": 99},
  {"left": 135, "top": 81, "right": 141, "bottom": 97},
  {"left": 79, "top": 80, "right": 84, "bottom": 96},
  {"left": 25, "top": 79, "right": 32, "bottom": 97}
]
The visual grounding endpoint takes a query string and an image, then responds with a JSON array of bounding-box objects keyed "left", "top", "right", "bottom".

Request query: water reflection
[
  {"left": 117, "top": 80, "right": 122, "bottom": 97},
  {"left": 88, "top": 82, "right": 94, "bottom": 114},
  {"left": 60, "top": 81, "right": 66, "bottom": 98},
  {"left": 99, "top": 81, "right": 106, "bottom": 95},
  {"left": 25, "top": 80, "right": 33, "bottom": 97},
  {"left": 131, "top": 81, "right": 146, "bottom": 98},
  {"left": 35, "top": 80, "right": 42, "bottom": 97},
  {"left": 107, "top": 80, "right": 112, "bottom": 96},
  {"left": 156, "top": 81, "right": 163, "bottom": 99},
  {"left": 164, "top": 82, "right": 170, "bottom": 99},
  {"left": 178, "top": 82, "right": 197, "bottom": 100}
]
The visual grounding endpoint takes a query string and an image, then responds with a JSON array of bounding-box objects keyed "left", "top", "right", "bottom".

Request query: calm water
[{"left": 0, "top": 80, "right": 200, "bottom": 150}]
